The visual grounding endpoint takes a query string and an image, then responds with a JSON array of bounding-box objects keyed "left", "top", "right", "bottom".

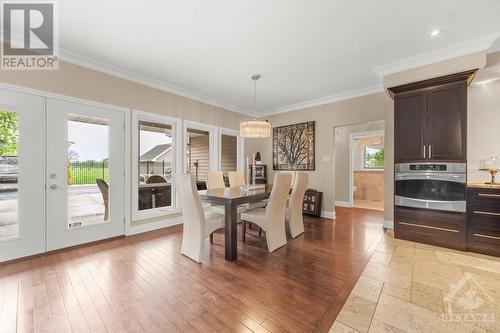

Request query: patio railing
[{"left": 69, "top": 161, "right": 108, "bottom": 185}]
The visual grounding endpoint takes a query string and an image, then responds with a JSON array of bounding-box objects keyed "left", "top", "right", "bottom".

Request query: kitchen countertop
[{"left": 467, "top": 182, "right": 500, "bottom": 189}]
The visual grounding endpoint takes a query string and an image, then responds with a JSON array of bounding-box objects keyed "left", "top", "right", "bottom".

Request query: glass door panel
[{"left": 0, "top": 89, "right": 45, "bottom": 263}]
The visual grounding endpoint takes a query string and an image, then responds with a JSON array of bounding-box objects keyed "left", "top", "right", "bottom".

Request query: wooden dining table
[{"left": 198, "top": 185, "right": 272, "bottom": 261}]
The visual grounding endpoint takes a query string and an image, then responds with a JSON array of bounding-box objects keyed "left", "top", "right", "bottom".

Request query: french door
[
  {"left": 46, "top": 99, "right": 125, "bottom": 251},
  {"left": 0, "top": 88, "right": 126, "bottom": 262},
  {"left": 0, "top": 89, "right": 45, "bottom": 262}
]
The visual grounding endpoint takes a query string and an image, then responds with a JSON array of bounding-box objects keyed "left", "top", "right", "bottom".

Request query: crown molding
[
  {"left": 258, "top": 85, "right": 384, "bottom": 117},
  {"left": 374, "top": 32, "right": 500, "bottom": 77},
  {"left": 59, "top": 49, "right": 254, "bottom": 116}
]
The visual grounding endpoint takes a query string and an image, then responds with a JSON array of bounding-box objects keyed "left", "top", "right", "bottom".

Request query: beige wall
[
  {"left": 246, "top": 92, "right": 394, "bottom": 219},
  {"left": 468, "top": 79, "right": 500, "bottom": 183}
]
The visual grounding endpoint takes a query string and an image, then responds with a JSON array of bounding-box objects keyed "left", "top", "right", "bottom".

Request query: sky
[{"left": 67, "top": 121, "right": 172, "bottom": 161}]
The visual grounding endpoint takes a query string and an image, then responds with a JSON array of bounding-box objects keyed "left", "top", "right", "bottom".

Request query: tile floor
[{"left": 330, "top": 230, "right": 500, "bottom": 333}]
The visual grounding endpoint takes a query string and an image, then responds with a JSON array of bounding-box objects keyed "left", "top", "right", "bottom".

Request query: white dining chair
[
  {"left": 286, "top": 171, "right": 309, "bottom": 238},
  {"left": 228, "top": 171, "right": 245, "bottom": 187},
  {"left": 208, "top": 171, "right": 246, "bottom": 219},
  {"left": 280, "top": 171, "right": 296, "bottom": 189},
  {"left": 240, "top": 172, "right": 292, "bottom": 252},
  {"left": 206, "top": 171, "right": 225, "bottom": 189},
  {"left": 228, "top": 171, "right": 267, "bottom": 212},
  {"left": 176, "top": 173, "right": 224, "bottom": 263}
]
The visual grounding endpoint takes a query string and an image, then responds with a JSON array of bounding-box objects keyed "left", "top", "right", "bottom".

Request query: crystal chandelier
[{"left": 240, "top": 74, "right": 271, "bottom": 138}]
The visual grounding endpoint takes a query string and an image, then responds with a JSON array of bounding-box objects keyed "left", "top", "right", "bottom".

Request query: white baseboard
[
  {"left": 321, "top": 210, "right": 336, "bottom": 219},
  {"left": 383, "top": 220, "right": 394, "bottom": 229},
  {"left": 126, "top": 216, "right": 183, "bottom": 236},
  {"left": 335, "top": 200, "right": 353, "bottom": 208}
]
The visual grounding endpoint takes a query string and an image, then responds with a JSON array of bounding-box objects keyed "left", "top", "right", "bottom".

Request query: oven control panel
[{"left": 409, "top": 164, "right": 447, "bottom": 171}]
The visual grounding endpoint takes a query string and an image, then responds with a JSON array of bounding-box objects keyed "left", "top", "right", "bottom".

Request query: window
[
  {"left": 132, "top": 111, "right": 180, "bottom": 220},
  {"left": 364, "top": 146, "right": 384, "bottom": 169}
]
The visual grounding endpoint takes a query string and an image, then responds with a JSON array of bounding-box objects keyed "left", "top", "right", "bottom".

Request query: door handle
[
  {"left": 50, "top": 184, "right": 58, "bottom": 189},
  {"left": 423, "top": 145, "right": 426, "bottom": 159},
  {"left": 428, "top": 145, "right": 432, "bottom": 159}
]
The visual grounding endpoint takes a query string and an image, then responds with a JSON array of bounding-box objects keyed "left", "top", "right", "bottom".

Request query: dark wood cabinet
[
  {"left": 392, "top": 73, "right": 471, "bottom": 163},
  {"left": 427, "top": 82, "right": 467, "bottom": 161},
  {"left": 467, "top": 186, "right": 500, "bottom": 257},
  {"left": 303, "top": 189, "right": 322, "bottom": 217},
  {"left": 395, "top": 206, "right": 467, "bottom": 250},
  {"left": 395, "top": 90, "right": 427, "bottom": 161},
  {"left": 248, "top": 164, "right": 267, "bottom": 184}
]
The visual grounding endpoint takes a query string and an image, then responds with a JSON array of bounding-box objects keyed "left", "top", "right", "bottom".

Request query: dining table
[{"left": 198, "top": 185, "right": 272, "bottom": 261}]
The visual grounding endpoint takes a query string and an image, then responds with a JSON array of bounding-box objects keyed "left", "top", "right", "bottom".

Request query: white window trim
[
  {"left": 132, "top": 110, "right": 182, "bottom": 221},
  {"left": 219, "top": 127, "right": 245, "bottom": 172},
  {"left": 183, "top": 120, "right": 219, "bottom": 173}
]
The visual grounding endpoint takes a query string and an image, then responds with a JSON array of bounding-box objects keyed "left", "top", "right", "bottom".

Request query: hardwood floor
[{"left": 0, "top": 207, "right": 384, "bottom": 333}]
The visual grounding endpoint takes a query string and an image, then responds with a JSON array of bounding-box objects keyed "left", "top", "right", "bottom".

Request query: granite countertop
[{"left": 467, "top": 182, "right": 500, "bottom": 189}]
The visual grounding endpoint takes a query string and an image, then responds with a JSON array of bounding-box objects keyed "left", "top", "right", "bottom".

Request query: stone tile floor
[{"left": 330, "top": 230, "right": 500, "bottom": 333}]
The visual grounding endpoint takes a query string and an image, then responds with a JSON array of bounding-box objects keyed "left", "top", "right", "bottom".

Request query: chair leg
[
  {"left": 242, "top": 220, "right": 246, "bottom": 243},
  {"left": 210, "top": 233, "right": 214, "bottom": 244},
  {"left": 258, "top": 227, "right": 262, "bottom": 237}
]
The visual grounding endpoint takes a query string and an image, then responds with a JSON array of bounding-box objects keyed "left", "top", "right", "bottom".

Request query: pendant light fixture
[{"left": 240, "top": 74, "right": 271, "bottom": 138}]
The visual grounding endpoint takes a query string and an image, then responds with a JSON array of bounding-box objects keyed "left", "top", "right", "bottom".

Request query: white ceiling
[{"left": 55, "top": 0, "right": 500, "bottom": 116}]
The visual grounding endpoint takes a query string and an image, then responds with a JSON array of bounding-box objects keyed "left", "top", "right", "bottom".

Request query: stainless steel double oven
[{"left": 395, "top": 162, "right": 467, "bottom": 213}]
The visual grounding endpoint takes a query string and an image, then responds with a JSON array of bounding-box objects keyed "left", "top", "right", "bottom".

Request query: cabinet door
[
  {"left": 395, "top": 90, "right": 427, "bottom": 162},
  {"left": 427, "top": 82, "right": 467, "bottom": 161}
]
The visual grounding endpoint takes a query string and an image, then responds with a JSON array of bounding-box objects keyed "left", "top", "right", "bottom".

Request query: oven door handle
[{"left": 395, "top": 173, "right": 466, "bottom": 183}]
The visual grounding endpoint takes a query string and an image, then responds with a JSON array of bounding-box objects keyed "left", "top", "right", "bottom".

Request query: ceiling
[{"left": 55, "top": 0, "right": 500, "bottom": 116}]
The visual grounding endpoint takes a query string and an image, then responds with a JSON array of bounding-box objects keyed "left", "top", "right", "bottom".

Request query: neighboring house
[{"left": 140, "top": 144, "right": 172, "bottom": 181}]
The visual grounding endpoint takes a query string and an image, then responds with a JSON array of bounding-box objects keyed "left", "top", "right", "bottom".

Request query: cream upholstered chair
[
  {"left": 228, "top": 171, "right": 267, "bottom": 211},
  {"left": 208, "top": 171, "right": 246, "bottom": 219},
  {"left": 240, "top": 172, "right": 292, "bottom": 252},
  {"left": 228, "top": 171, "right": 245, "bottom": 187},
  {"left": 206, "top": 171, "right": 225, "bottom": 189},
  {"left": 176, "top": 173, "right": 224, "bottom": 263},
  {"left": 280, "top": 171, "right": 296, "bottom": 189},
  {"left": 286, "top": 172, "right": 309, "bottom": 238}
]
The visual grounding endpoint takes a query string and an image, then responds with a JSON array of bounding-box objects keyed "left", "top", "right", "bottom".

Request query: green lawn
[{"left": 69, "top": 163, "right": 109, "bottom": 185}]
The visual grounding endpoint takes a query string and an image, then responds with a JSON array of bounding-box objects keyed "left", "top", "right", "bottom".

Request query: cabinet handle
[
  {"left": 397, "top": 221, "right": 459, "bottom": 233},
  {"left": 473, "top": 210, "right": 500, "bottom": 217},
  {"left": 423, "top": 145, "right": 426, "bottom": 159},
  {"left": 473, "top": 233, "right": 500, "bottom": 241},
  {"left": 477, "top": 193, "right": 500, "bottom": 198},
  {"left": 428, "top": 145, "right": 432, "bottom": 159}
]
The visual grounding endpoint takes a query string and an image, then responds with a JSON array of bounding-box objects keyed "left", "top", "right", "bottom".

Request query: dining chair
[
  {"left": 286, "top": 171, "right": 309, "bottom": 238},
  {"left": 240, "top": 172, "right": 292, "bottom": 252},
  {"left": 176, "top": 173, "right": 224, "bottom": 263},
  {"left": 206, "top": 171, "right": 225, "bottom": 190},
  {"left": 228, "top": 171, "right": 245, "bottom": 187},
  {"left": 280, "top": 171, "right": 296, "bottom": 189},
  {"left": 208, "top": 171, "right": 247, "bottom": 219}
]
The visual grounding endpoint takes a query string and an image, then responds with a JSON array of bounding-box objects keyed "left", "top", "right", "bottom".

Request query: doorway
[
  {"left": 351, "top": 130, "right": 385, "bottom": 211},
  {"left": 333, "top": 120, "right": 385, "bottom": 212}
]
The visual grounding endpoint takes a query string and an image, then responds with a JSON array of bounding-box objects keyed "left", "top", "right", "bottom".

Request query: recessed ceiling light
[{"left": 429, "top": 29, "right": 442, "bottom": 38}]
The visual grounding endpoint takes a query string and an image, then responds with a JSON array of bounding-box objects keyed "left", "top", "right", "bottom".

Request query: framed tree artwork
[{"left": 272, "top": 121, "right": 315, "bottom": 170}]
